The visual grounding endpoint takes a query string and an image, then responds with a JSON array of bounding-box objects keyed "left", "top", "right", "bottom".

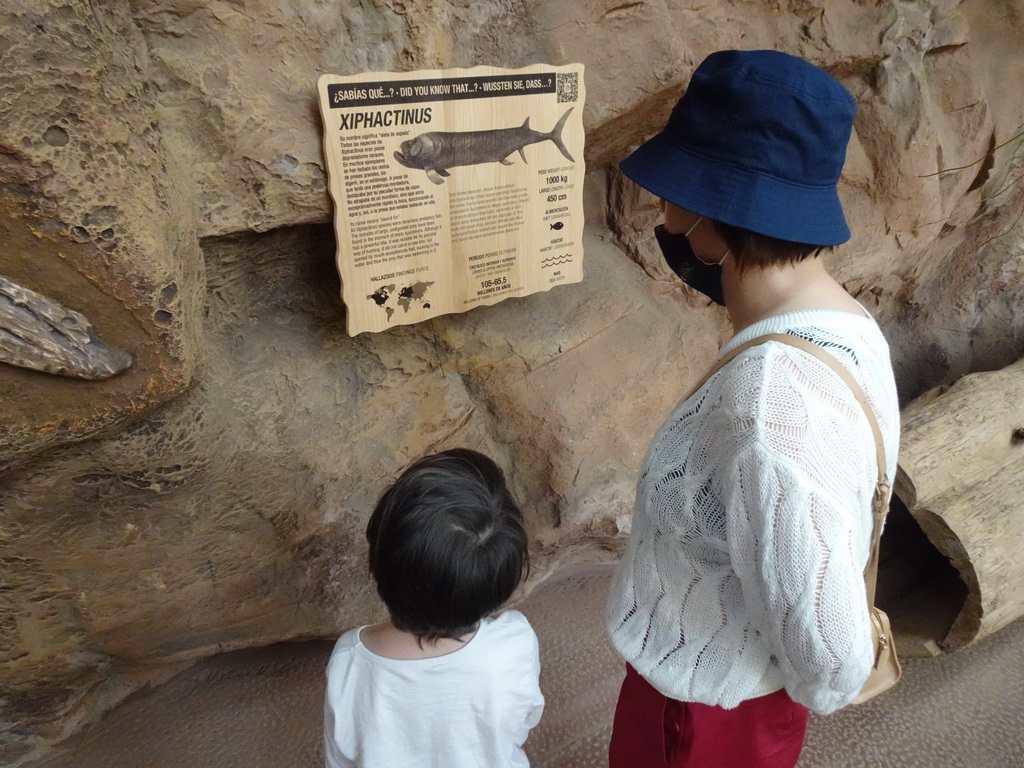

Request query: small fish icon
[{"left": 550, "top": 221, "right": 564, "bottom": 230}]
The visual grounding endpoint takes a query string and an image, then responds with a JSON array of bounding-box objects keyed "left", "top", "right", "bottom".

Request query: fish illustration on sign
[{"left": 393, "top": 108, "right": 575, "bottom": 185}]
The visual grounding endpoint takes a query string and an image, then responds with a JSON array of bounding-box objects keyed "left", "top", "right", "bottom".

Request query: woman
[{"left": 605, "top": 50, "right": 900, "bottom": 768}]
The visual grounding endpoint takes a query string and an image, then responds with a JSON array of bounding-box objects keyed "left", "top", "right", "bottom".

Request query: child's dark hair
[{"left": 366, "top": 448, "right": 529, "bottom": 641}]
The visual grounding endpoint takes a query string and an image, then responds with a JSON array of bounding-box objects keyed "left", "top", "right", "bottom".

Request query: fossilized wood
[
  {"left": 0, "top": 276, "right": 132, "bottom": 380},
  {"left": 894, "top": 357, "right": 1024, "bottom": 651}
]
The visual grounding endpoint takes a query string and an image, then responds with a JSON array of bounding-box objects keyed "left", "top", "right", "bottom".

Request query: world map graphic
[{"left": 366, "top": 281, "right": 435, "bottom": 321}]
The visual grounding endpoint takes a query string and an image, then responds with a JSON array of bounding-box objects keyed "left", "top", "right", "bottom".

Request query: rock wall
[{"left": 2, "top": 0, "right": 1023, "bottom": 763}]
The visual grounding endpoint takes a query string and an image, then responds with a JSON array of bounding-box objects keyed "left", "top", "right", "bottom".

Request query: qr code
[{"left": 556, "top": 72, "right": 579, "bottom": 104}]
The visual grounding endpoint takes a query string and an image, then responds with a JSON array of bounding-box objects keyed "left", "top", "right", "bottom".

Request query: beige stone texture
[
  {"left": 2, "top": 0, "right": 1024, "bottom": 763},
  {"left": 0, "top": 1, "right": 203, "bottom": 468}
]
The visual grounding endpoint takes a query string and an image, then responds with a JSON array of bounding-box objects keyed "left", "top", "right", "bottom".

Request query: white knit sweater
[{"left": 606, "top": 309, "right": 900, "bottom": 715}]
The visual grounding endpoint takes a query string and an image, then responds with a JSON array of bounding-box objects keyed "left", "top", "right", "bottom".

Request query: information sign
[{"left": 317, "top": 64, "right": 586, "bottom": 335}]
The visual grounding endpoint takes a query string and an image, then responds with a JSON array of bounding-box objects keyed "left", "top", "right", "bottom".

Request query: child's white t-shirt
[{"left": 323, "top": 610, "right": 544, "bottom": 768}]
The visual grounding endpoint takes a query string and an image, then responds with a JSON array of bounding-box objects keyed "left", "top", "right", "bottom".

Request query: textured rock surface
[
  {"left": 21, "top": 565, "right": 1024, "bottom": 768},
  {"left": 2, "top": 0, "right": 1024, "bottom": 763},
  {"left": 0, "top": 1, "right": 203, "bottom": 468}
]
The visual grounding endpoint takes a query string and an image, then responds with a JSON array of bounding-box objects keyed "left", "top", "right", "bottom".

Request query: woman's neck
[
  {"left": 722, "top": 256, "right": 864, "bottom": 334},
  {"left": 360, "top": 620, "right": 478, "bottom": 660}
]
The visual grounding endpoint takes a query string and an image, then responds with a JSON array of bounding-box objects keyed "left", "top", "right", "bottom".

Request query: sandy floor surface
[{"left": 25, "top": 563, "right": 1024, "bottom": 768}]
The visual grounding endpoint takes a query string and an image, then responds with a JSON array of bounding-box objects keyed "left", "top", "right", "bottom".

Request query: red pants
[{"left": 609, "top": 664, "right": 809, "bottom": 768}]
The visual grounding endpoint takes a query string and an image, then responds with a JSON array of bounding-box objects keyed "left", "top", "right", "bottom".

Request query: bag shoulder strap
[{"left": 686, "top": 333, "right": 891, "bottom": 602}]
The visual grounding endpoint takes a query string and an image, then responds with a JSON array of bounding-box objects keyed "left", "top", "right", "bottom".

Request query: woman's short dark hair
[
  {"left": 713, "top": 220, "right": 830, "bottom": 272},
  {"left": 366, "top": 448, "right": 529, "bottom": 641}
]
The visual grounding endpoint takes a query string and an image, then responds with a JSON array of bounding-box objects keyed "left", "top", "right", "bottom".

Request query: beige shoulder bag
[{"left": 685, "top": 333, "right": 902, "bottom": 704}]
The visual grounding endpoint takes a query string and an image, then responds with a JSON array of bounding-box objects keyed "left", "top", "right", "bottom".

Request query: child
[{"left": 324, "top": 448, "right": 544, "bottom": 768}]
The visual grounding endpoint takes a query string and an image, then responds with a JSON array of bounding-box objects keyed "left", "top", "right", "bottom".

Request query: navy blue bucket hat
[{"left": 620, "top": 50, "right": 856, "bottom": 246}]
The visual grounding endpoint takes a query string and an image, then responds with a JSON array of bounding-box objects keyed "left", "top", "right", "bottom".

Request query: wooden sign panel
[{"left": 317, "top": 64, "right": 586, "bottom": 335}]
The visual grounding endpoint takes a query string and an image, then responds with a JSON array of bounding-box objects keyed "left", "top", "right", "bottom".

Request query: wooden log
[{"left": 893, "top": 357, "right": 1024, "bottom": 651}]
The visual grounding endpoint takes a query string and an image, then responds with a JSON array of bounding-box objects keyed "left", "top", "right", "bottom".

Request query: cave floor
[{"left": 25, "top": 563, "right": 1024, "bottom": 768}]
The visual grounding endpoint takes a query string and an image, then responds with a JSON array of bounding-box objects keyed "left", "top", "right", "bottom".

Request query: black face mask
[{"left": 654, "top": 223, "right": 726, "bottom": 307}]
